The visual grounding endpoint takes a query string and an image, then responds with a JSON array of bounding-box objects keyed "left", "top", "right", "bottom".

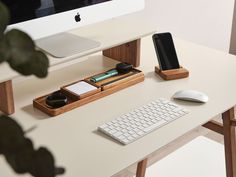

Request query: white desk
[{"left": 1, "top": 35, "right": 236, "bottom": 177}]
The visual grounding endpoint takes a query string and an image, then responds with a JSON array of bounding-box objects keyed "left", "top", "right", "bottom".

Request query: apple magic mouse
[{"left": 173, "top": 90, "right": 209, "bottom": 103}]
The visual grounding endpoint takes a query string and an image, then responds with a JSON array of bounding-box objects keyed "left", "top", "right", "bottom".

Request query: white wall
[{"left": 142, "top": 0, "right": 235, "bottom": 52}]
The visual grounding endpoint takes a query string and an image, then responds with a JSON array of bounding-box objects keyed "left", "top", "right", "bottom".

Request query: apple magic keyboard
[{"left": 98, "top": 98, "right": 189, "bottom": 145}]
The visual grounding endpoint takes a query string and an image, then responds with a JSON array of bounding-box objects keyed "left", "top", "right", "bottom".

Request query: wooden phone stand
[{"left": 155, "top": 66, "right": 189, "bottom": 80}]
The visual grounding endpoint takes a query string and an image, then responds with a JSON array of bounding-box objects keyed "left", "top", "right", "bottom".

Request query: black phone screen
[{"left": 152, "top": 33, "right": 180, "bottom": 70}]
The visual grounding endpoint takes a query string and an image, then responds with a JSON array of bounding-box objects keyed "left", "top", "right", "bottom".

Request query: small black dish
[
  {"left": 46, "top": 91, "right": 68, "bottom": 108},
  {"left": 116, "top": 62, "right": 133, "bottom": 74}
]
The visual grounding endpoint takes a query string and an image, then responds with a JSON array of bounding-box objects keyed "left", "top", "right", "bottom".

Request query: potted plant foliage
[{"left": 0, "top": 1, "right": 65, "bottom": 176}]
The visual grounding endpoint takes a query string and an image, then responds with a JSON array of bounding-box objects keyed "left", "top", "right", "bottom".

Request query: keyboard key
[
  {"left": 143, "top": 119, "right": 167, "bottom": 133},
  {"left": 122, "top": 139, "right": 130, "bottom": 144},
  {"left": 113, "top": 132, "right": 122, "bottom": 137}
]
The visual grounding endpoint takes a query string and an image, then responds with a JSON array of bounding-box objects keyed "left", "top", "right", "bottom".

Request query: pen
[{"left": 90, "top": 69, "right": 119, "bottom": 83}]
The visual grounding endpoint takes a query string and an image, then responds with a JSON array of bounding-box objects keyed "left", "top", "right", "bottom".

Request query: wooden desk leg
[
  {"left": 136, "top": 158, "right": 148, "bottom": 177},
  {"left": 202, "top": 120, "right": 223, "bottom": 135},
  {"left": 229, "top": 0, "right": 236, "bottom": 54},
  {"left": 222, "top": 107, "right": 236, "bottom": 177},
  {"left": 103, "top": 39, "right": 141, "bottom": 67},
  {"left": 0, "top": 80, "right": 15, "bottom": 115}
]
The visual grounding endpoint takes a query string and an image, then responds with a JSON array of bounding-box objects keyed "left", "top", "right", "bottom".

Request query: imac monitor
[{"left": 4, "top": 0, "right": 145, "bottom": 58}]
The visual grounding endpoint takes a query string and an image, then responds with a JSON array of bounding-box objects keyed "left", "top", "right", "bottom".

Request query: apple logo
[{"left": 75, "top": 13, "right": 81, "bottom": 22}]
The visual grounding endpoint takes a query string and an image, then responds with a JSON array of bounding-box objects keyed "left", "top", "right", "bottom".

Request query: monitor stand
[{"left": 36, "top": 33, "right": 101, "bottom": 58}]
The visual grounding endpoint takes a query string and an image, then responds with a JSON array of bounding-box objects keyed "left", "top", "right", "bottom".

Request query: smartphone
[{"left": 152, "top": 32, "right": 180, "bottom": 70}]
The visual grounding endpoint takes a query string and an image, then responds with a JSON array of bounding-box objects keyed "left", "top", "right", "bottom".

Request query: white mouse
[{"left": 173, "top": 90, "right": 209, "bottom": 103}]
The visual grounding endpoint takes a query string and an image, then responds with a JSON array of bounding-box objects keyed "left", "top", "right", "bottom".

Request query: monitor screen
[{"left": 3, "top": 0, "right": 111, "bottom": 24}]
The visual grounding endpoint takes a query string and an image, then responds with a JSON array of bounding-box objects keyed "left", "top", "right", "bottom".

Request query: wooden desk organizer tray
[
  {"left": 155, "top": 66, "right": 189, "bottom": 80},
  {"left": 33, "top": 68, "right": 144, "bottom": 116}
]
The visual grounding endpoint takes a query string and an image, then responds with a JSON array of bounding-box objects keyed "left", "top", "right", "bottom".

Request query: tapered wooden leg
[
  {"left": 103, "top": 39, "right": 141, "bottom": 67},
  {"left": 136, "top": 158, "right": 148, "bottom": 177},
  {"left": 0, "top": 80, "right": 15, "bottom": 115},
  {"left": 229, "top": 0, "right": 236, "bottom": 54},
  {"left": 222, "top": 107, "right": 236, "bottom": 177}
]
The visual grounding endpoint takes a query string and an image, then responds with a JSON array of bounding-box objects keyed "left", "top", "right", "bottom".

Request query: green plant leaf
[
  {"left": 5, "top": 29, "right": 35, "bottom": 50},
  {"left": 0, "top": 38, "right": 9, "bottom": 63},
  {"left": 0, "top": 1, "right": 10, "bottom": 63},
  {"left": 0, "top": 116, "right": 65, "bottom": 176},
  {"left": 5, "top": 29, "right": 35, "bottom": 66},
  {"left": 8, "top": 50, "right": 49, "bottom": 77},
  {"left": 30, "top": 148, "right": 55, "bottom": 177},
  {"left": 0, "top": 1, "right": 9, "bottom": 38},
  {"left": 8, "top": 53, "right": 35, "bottom": 76},
  {"left": 5, "top": 138, "right": 34, "bottom": 174},
  {"left": 4, "top": 29, "right": 49, "bottom": 77},
  {"left": 26, "top": 51, "right": 49, "bottom": 78},
  {"left": 5, "top": 29, "right": 35, "bottom": 65},
  {"left": 0, "top": 115, "right": 25, "bottom": 154}
]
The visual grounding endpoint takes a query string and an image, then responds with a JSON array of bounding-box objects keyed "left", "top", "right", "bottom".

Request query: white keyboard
[{"left": 98, "top": 98, "right": 189, "bottom": 145}]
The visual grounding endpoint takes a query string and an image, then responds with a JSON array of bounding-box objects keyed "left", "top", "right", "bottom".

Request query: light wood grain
[
  {"left": 0, "top": 80, "right": 15, "bottom": 115},
  {"left": 155, "top": 66, "right": 189, "bottom": 80},
  {"left": 33, "top": 70, "right": 144, "bottom": 116},
  {"left": 136, "top": 159, "right": 148, "bottom": 177},
  {"left": 203, "top": 120, "right": 223, "bottom": 135},
  {"left": 222, "top": 108, "right": 236, "bottom": 177},
  {"left": 103, "top": 39, "right": 141, "bottom": 67},
  {"left": 229, "top": 1, "right": 236, "bottom": 54}
]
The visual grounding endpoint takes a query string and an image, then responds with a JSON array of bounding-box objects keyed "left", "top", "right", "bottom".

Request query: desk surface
[{"left": 2, "top": 35, "right": 236, "bottom": 177}]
